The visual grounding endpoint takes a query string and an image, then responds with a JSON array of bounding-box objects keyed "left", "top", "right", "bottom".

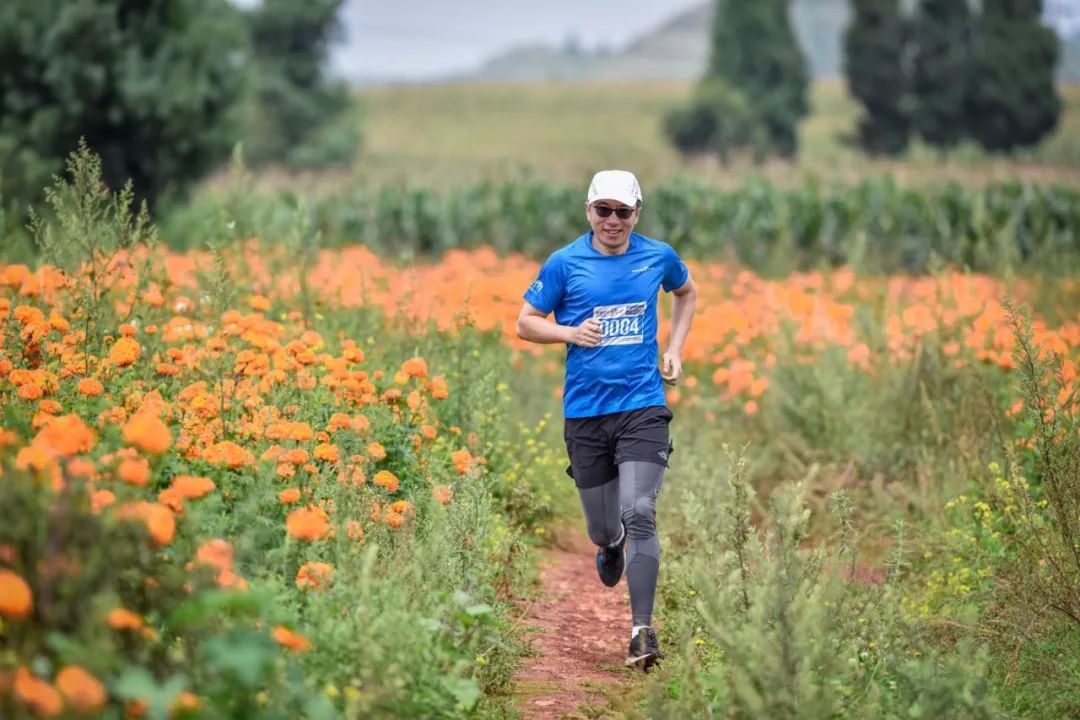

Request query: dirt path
[{"left": 513, "top": 528, "right": 635, "bottom": 720}]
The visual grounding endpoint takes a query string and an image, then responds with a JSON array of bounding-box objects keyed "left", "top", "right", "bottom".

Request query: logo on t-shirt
[
  {"left": 593, "top": 302, "right": 646, "bottom": 346},
  {"left": 529, "top": 279, "right": 543, "bottom": 294}
]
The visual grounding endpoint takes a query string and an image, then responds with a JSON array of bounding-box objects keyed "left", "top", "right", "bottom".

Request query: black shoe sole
[
  {"left": 625, "top": 652, "right": 660, "bottom": 672},
  {"left": 596, "top": 549, "right": 624, "bottom": 587}
]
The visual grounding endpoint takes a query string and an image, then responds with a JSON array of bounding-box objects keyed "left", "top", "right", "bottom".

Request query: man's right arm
[{"left": 516, "top": 303, "right": 601, "bottom": 347}]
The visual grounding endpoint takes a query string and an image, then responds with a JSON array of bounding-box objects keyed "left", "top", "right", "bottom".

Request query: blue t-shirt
[{"left": 523, "top": 231, "right": 690, "bottom": 419}]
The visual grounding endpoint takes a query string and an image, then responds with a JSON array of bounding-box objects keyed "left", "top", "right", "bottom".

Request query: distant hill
[{"left": 462, "top": 0, "right": 1080, "bottom": 83}]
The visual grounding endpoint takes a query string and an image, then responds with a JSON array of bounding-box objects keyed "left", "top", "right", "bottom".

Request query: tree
[
  {"left": 663, "top": 79, "right": 756, "bottom": 163},
  {"left": 0, "top": 0, "right": 248, "bottom": 208},
  {"left": 843, "top": 0, "right": 914, "bottom": 155},
  {"left": 242, "top": 0, "right": 359, "bottom": 169},
  {"left": 965, "top": 0, "right": 1061, "bottom": 152},
  {"left": 708, "top": 0, "right": 810, "bottom": 158},
  {"left": 911, "top": 0, "right": 972, "bottom": 149}
]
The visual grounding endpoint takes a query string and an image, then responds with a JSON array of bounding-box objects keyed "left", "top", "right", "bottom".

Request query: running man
[{"left": 516, "top": 169, "right": 697, "bottom": 671}]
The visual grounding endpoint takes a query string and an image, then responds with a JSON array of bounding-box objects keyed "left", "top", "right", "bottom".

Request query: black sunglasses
[{"left": 592, "top": 204, "right": 636, "bottom": 220}]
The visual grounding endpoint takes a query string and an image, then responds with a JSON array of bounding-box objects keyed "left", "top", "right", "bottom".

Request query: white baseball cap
[{"left": 587, "top": 170, "right": 643, "bottom": 207}]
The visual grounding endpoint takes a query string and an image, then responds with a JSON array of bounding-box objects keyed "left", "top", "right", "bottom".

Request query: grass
[{"left": 346, "top": 79, "right": 1080, "bottom": 191}]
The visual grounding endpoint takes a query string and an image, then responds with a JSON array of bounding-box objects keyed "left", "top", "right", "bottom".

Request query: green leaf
[
  {"left": 202, "top": 630, "right": 278, "bottom": 687},
  {"left": 115, "top": 668, "right": 189, "bottom": 720},
  {"left": 465, "top": 603, "right": 493, "bottom": 617},
  {"left": 440, "top": 675, "right": 481, "bottom": 711}
]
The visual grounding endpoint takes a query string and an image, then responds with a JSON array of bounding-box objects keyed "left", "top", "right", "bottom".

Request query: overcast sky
[{"left": 329, "top": 0, "right": 702, "bottom": 81}]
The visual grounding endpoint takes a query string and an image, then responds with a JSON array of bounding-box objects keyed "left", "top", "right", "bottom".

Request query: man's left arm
[{"left": 661, "top": 274, "right": 697, "bottom": 385}]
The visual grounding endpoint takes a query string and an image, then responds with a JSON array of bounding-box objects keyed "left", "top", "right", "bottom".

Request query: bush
[{"left": 663, "top": 79, "right": 756, "bottom": 163}]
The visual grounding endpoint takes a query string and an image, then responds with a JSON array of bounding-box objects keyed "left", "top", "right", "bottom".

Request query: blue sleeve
[
  {"left": 523, "top": 253, "right": 565, "bottom": 314},
  {"left": 661, "top": 244, "right": 689, "bottom": 293}
]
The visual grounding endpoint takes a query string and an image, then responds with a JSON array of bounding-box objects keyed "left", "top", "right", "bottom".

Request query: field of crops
[
  {"left": 351, "top": 80, "right": 1080, "bottom": 190},
  {"left": 2, "top": 123, "right": 1080, "bottom": 718}
]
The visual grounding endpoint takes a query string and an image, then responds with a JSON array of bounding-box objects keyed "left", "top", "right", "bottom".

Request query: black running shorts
[{"left": 563, "top": 405, "right": 674, "bottom": 489}]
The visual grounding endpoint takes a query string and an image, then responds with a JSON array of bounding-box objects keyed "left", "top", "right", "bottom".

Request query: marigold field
[{"left": 2, "top": 153, "right": 1080, "bottom": 719}]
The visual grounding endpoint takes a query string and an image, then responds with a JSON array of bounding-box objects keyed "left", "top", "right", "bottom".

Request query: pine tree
[
  {"left": 911, "top": 0, "right": 973, "bottom": 149},
  {"left": 0, "top": 0, "right": 248, "bottom": 208},
  {"left": 707, "top": 0, "right": 810, "bottom": 158},
  {"left": 843, "top": 0, "right": 913, "bottom": 155},
  {"left": 965, "top": 0, "right": 1061, "bottom": 152}
]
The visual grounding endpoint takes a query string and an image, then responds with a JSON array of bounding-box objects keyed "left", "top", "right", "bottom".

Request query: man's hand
[
  {"left": 661, "top": 351, "right": 682, "bottom": 385},
  {"left": 568, "top": 318, "right": 602, "bottom": 348}
]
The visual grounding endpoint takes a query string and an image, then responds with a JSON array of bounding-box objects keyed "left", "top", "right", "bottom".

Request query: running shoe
[
  {"left": 595, "top": 528, "right": 626, "bottom": 587},
  {"left": 625, "top": 627, "right": 663, "bottom": 672}
]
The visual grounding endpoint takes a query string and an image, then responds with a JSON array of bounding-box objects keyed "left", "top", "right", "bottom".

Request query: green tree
[
  {"left": 843, "top": 0, "right": 914, "bottom": 155},
  {"left": 0, "top": 0, "right": 248, "bottom": 208},
  {"left": 708, "top": 0, "right": 810, "bottom": 157},
  {"left": 964, "top": 0, "right": 1061, "bottom": 152},
  {"left": 911, "top": 0, "right": 972, "bottom": 149},
  {"left": 242, "top": 0, "right": 359, "bottom": 169},
  {"left": 662, "top": 78, "right": 756, "bottom": 163}
]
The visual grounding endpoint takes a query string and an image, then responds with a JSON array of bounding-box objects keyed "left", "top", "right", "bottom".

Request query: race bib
[{"left": 593, "top": 302, "right": 645, "bottom": 347}]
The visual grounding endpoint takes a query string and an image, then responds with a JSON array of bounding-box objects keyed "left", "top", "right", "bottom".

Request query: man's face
[{"left": 586, "top": 199, "right": 639, "bottom": 251}]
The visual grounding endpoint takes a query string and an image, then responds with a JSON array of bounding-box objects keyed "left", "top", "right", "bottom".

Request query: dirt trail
[{"left": 513, "top": 529, "right": 634, "bottom": 719}]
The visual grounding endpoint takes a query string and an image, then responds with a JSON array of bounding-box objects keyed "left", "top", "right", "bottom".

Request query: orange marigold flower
[
  {"left": 0, "top": 570, "right": 33, "bottom": 620},
  {"left": 432, "top": 485, "right": 453, "bottom": 505},
  {"left": 18, "top": 383, "right": 43, "bottom": 401},
  {"left": 367, "top": 442, "right": 386, "bottom": 461},
  {"left": 156, "top": 362, "right": 179, "bottom": 376},
  {"left": 217, "top": 568, "right": 248, "bottom": 591},
  {"left": 249, "top": 295, "right": 270, "bottom": 312},
  {"left": 326, "top": 412, "right": 352, "bottom": 432},
  {"left": 276, "top": 462, "right": 296, "bottom": 479},
  {"left": 117, "top": 457, "right": 150, "bottom": 487},
  {"left": 170, "top": 475, "right": 215, "bottom": 500},
  {"left": 202, "top": 440, "right": 254, "bottom": 469},
  {"left": 14, "top": 667, "right": 62, "bottom": 717},
  {"left": 402, "top": 356, "right": 428, "bottom": 378},
  {"left": 32, "top": 414, "right": 96, "bottom": 457},
  {"left": 109, "top": 337, "right": 141, "bottom": 367},
  {"left": 313, "top": 443, "right": 339, "bottom": 463},
  {"left": 428, "top": 375, "right": 449, "bottom": 400},
  {"left": 16, "top": 445, "right": 54, "bottom": 473},
  {"left": 278, "top": 487, "right": 301, "bottom": 504},
  {"left": 285, "top": 507, "right": 331, "bottom": 541},
  {"left": 421, "top": 424, "right": 437, "bottom": 441},
  {"left": 77, "top": 378, "right": 104, "bottom": 397},
  {"left": 37, "top": 399, "right": 61, "bottom": 415},
  {"left": 55, "top": 665, "right": 107, "bottom": 714},
  {"left": 451, "top": 449, "right": 473, "bottom": 475},
  {"left": 272, "top": 626, "right": 311, "bottom": 653},
  {"left": 66, "top": 457, "right": 96, "bottom": 480},
  {"left": 372, "top": 470, "right": 399, "bottom": 493},
  {"left": 90, "top": 489, "right": 116, "bottom": 514},
  {"left": 0, "top": 428, "right": 19, "bottom": 448},
  {"left": 346, "top": 520, "right": 365, "bottom": 542},
  {"left": 350, "top": 415, "right": 371, "bottom": 433},
  {"left": 284, "top": 448, "right": 309, "bottom": 465},
  {"left": 107, "top": 607, "right": 144, "bottom": 631},
  {"left": 385, "top": 512, "right": 405, "bottom": 529},
  {"left": 172, "top": 691, "right": 200, "bottom": 713},
  {"left": 195, "top": 539, "right": 234, "bottom": 572},
  {"left": 295, "top": 561, "right": 334, "bottom": 591},
  {"left": 122, "top": 413, "right": 172, "bottom": 455},
  {"left": 390, "top": 499, "right": 413, "bottom": 515},
  {"left": 158, "top": 487, "right": 185, "bottom": 514},
  {"left": 114, "top": 502, "right": 176, "bottom": 545}
]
